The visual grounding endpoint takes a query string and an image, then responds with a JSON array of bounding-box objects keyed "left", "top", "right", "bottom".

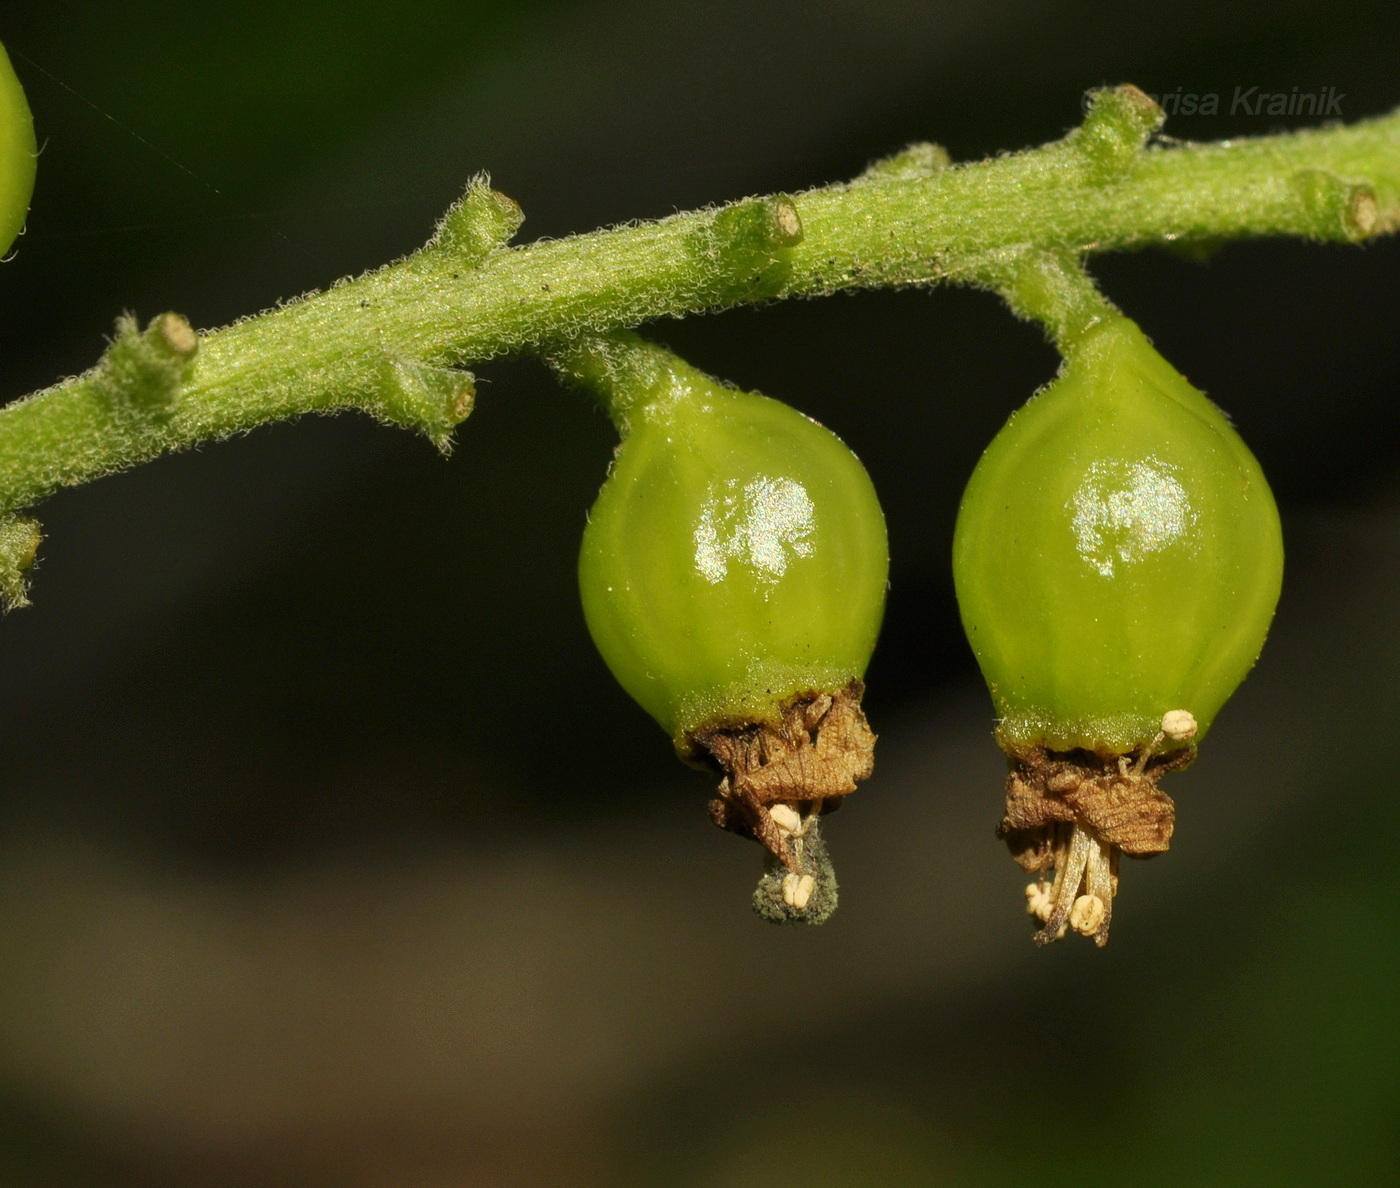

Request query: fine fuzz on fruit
[
  {"left": 953, "top": 314, "right": 1283, "bottom": 945},
  {"left": 575, "top": 339, "right": 888, "bottom": 923}
]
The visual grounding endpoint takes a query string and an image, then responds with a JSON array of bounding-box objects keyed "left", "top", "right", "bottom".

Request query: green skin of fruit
[
  {"left": 579, "top": 362, "right": 888, "bottom": 743},
  {"left": 953, "top": 314, "right": 1283, "bottom": 757},
  {"left": 0, "top": 42, "right": 35, "bottom": 260}
]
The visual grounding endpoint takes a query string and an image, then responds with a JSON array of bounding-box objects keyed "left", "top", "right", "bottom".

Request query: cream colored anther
[
  {"left": 1161, "top": 709, "right": 1198, "bottom": 741},
  {"left": 768, "top": 804, "right": 803, "bottom": 836},
  {"left": 1069, "top": 894, "right": 1106, "bottom": 935},
  {"left": 782, "top": 873, "right": 816, "bottom": 911},
  {"left": 1025, "top": 882, "right": 1053, "bottom": 922}
]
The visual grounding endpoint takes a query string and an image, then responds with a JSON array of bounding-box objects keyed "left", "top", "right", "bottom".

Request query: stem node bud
[
  {"left": 692, "top": 195, "right": 805, "bottom": 304},
  {"left": 375, "top": 357, "right": 476, "bottom": 453},
  {"left": 1075, "top": 84, "right": 1165, "bottom": 180},
  {"left": 0, "top": 513, "right": 40, "bottom": 610},
  {"left": 856, "top": 142, "right": 952, "bottom": 182},
  {"left": 428, "top": 173, "right": 525, "bottom": 262},
  {"left": 97, "top": 312, "right": 199, "bottom": 414},
  {"left": 1291, "top": 170, "right": 1378, "bottom": 242}
]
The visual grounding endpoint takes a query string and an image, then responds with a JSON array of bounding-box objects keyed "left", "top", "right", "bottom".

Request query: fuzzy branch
[{"left": 0, "top": 87, "right": 1397, "bottom": 604}]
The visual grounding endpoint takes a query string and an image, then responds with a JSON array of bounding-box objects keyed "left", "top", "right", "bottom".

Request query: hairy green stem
[
  {"left": 1, "top": 88, "right": 1398, "bottom": 602},
  {"left": 974, "top": 247, "right": 1120, "bottom": 350},
  {"left": 546, "top": 330, "right": 717, "bottom": 437}
]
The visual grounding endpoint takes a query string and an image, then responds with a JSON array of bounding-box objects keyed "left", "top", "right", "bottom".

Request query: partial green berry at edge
[
  {"left": 0, "top": 41, "right": 36, "bottom": 260},
  {"left": 572, "top": 337, "right": 888, "bottom": 924},
  {"left": 952, "top": 313, "right": 1283, "bottom": 947}
]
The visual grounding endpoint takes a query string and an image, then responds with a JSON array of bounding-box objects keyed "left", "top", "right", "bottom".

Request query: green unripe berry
[
  {"left": 570, "top": 335, "right": 888, "bottom": 923},
  {"left": 0, "top": 41, "right": 36, "bottom": 260},
  {"left": 953, "top": 313, "right": 1283, "bottom": 945},
  {"left": 955, "top": 314, "right": 1282, "bottom": 753},
  {"left": 580, "top": 376, "right": 886, "bottom": 741}
]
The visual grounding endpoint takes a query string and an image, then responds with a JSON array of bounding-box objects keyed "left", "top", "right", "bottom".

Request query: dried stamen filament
[{"left": 1032, "top": 823, "right": 1117, "bottom": 947}]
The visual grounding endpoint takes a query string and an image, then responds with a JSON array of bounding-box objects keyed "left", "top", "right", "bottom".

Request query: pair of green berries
[
  {"left": 575, "top": 319, "right": 1282, "bottom": 943},
  {"left": 2, "top": 42, "right": 1282, "bottom": 942}
]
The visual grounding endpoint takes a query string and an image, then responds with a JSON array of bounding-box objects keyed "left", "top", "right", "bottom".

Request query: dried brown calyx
[
  {"left": 684, "top": 679, "right": 875, "bottom": 925},
  {"left": 1000, "top": 720, "right": 1197, "bottom": 947}
]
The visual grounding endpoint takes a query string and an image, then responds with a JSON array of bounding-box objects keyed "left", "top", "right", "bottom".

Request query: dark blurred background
[{"left": 0, "top": 2, "right": 1396, "bottom": 1184}]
